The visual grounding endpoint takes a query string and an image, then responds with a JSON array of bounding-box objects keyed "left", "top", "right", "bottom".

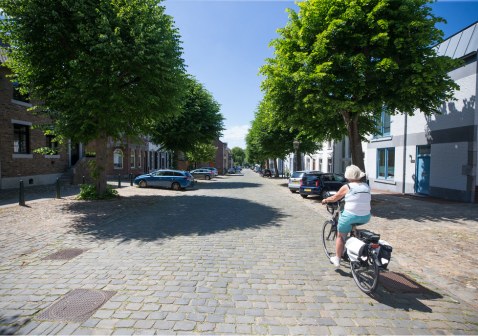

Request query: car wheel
[
  {"left": 171, "top": 182, "right": 181, "bottom": 191},
  {"left": 290, "top": 189, "right": 296, "bottom": 193},
  {"left": 300, "top": 194, "right": 308, "bottom": 198},
  {"left": 205, "top": 175, "right": 211, "bottom": 180},
  {"left": 321, "top": 190, "right": 329, "bottom": 199},
  {"left": 139, "top": 180, "right": 147, "bottom": 188}
]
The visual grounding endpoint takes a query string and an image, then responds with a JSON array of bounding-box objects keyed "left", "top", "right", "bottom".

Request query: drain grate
[
  {"left": 37, "top": 289, "right": 116, "bottom": 323},
  {"left": 380, "top": 272, "right": 433, "bottom": 294},
  {"left": 42, "top": 248, "right": 86, "bottom": 260}
]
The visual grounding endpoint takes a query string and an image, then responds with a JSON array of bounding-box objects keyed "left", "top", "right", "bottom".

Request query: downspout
[{"left": 402, "top": 113, "right": 408, "bottom": 194}]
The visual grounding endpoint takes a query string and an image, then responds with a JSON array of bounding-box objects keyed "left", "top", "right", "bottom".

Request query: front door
[
  {"left": 415, "top": 145, "right": 431, "bottom": 195},
  {"left": 71, "top": 143, "right": 80, "bottom": 166}
]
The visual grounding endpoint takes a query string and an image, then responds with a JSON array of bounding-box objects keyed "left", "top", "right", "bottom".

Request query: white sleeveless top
[{"left": 344, "top": 182, "right": 371, "bottom": 216}]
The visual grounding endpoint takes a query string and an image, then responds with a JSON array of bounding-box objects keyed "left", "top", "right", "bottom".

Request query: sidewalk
[
  {"left": 0, "top": 184, "right": 80, "bottom": 207},
  {"left": 265, "top": 176, "right": 478, "bottom": 309}
]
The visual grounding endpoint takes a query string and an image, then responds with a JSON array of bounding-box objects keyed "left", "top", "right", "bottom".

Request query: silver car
[{"left": 288, "top": 170, "right": 322, "bottom": 193}]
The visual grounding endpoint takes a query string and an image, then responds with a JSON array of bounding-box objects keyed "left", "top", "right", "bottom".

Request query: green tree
[
  {"left": 150, "top": 75, "right": 224, "bottom": 167},
  {"left": 186, "top": 143, "right": 217, "bottom": 169},
  {"left": 261, "top": 0, "right": 460, "bottom": 171},
  {"left": 0, "top": 0, "right": 186, "bottom": 194},
  {"left": 247, "top": 99, "right": 321, "bottom": 173},
  {"left": 231, "top": 147, "right": 245, "bottom": 166}
]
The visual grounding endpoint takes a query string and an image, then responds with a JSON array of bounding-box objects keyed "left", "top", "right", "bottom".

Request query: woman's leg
[{"left": 335, "top": 232, "right": 347, "bottom": 259}]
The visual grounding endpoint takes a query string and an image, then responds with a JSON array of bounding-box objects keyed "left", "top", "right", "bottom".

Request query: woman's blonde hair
[{"left": 344, "top": 165, "right": 366, "bottom": 180}]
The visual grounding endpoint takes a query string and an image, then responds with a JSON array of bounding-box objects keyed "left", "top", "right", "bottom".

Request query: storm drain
[
  {"left": 42, "top": 248, "right": 86, "bottom": 260},
  {"left": 380, "top": 272, "right": 433, "bottom": 294},
  {"left": 37, "top": 289, "right": 116, "bottom": 323}
]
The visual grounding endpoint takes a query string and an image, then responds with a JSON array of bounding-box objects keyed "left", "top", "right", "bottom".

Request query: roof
[{"left": 435, "top": 21, "right": 478, "bottom": 59}]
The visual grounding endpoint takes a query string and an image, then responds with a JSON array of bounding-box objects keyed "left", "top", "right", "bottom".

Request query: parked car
[
  {"left": 227, "top": 167, "right": 236, "bottom": 174},
  {"left": 134, "top": 169, "right": 195, "bottom": 190},
  {"left": 190, "top": 169, "right": 213, "bottom": 180},
  {"left": 288, "top": 170, "right": 307, "bottom": 193},
  {"left": 299, "top": 172, "right": 346, "bottom": 198},
  {"left": 199, "top": 167, "right": 218, "bottom": 176},
  {"left": 261, "top": 169, "right": 272, "bottom": 177}
]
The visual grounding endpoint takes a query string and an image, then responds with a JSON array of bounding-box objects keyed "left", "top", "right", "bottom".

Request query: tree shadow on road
[
  {"left": 370, "top": 194, "right": 477, "bottom": 223},
  {"left": 306, "top": 193, "right": 477, "bottom": 223},
  {"left": 66, "top": 195, "right": 285, "bottom": 243}
]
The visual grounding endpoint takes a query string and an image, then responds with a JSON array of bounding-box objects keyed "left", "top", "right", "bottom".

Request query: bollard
[
  {"left": 56, "top": 178, "right": 61, "bottom": 199},
  {"left": 118, "top": 174, "right": 121, "bottom": 188},
  {"left": 19, "top": 180, "right": 25, "bottom": 206},
  {"left": 129, "top": 173, "right": 133, "bottom": 186}
]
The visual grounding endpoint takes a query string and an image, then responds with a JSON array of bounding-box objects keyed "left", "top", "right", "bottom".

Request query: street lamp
[{"left": 293, "top": 139, "right": 300, "bottom": 172}]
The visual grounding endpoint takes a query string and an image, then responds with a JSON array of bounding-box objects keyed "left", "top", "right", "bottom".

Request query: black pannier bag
[{"left": 377, "top": 240, "right": 393, "bottom": 269}]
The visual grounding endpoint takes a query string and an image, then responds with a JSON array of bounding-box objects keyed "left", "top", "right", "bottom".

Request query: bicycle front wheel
[
  {"left": 350, "top": 253, "right": 380, "bottom": 294},
  {"left": 322, "top": 220, "right": 337, "bottom": 259}
]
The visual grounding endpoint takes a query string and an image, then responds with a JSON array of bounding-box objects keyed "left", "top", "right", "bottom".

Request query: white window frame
[{"left": 114, "top": 149, "right": 124, "bottom": 169}]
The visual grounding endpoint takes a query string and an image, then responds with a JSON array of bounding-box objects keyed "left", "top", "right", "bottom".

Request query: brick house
[
  {"left": 0, "top": 58, "right": 71, "bottom": 189},
  {"left": 83, "top": 137, "right": 149, "bottom": 181}
]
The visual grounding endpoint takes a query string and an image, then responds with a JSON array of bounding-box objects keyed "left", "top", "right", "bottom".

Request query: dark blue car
[
  {"left": 134, "top": 169, "right": 195, "bottom": 190},
  {"left": 299, "top": 172, "right": 346, "bottom": 198}
]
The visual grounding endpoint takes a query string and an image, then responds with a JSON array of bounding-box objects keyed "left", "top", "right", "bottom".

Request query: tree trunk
[
  {"left": 342, "top": 111, "right": 365, "bottom": 172},
  {"left": 172, "top": 151, "right": 178, "bottom": 169},
  {"left": 95, "top": 135, "right": 108, "bottom": 195},
  {"left": 273, "top": 158, "right": 279, "bottom": 178},
  {"left": 296, "top": 151, "right": 302, "bottom": 171}
]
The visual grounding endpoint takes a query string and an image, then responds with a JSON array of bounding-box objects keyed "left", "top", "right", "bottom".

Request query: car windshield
[{"left": 291, "top": 172, "right": 304, "bottom": 178}]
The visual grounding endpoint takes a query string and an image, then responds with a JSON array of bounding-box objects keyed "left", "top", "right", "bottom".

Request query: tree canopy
[
  {"left": 260, "top": 0, "right": 460, "bottom": 171},
  {"left": 246, "top": 98, "right": 320, "bottom": 169},
  {"left": 0, "top": 0, "right": 186, "bottom": 193},
  {"left": 231, "top": 147, "right": 245, "bottom": 166},
  {"left": 150, "top": 75, "right": 224, "bottom": 159},
  {"left": 186, "top": 143, "right": 217, "bottom": 168}
]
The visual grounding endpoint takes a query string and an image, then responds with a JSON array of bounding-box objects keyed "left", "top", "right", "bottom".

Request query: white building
[{"left": 365, "top": 21, "right": 478, "bottom": 202}]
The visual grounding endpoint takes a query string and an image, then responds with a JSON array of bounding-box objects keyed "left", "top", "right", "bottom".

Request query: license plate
[{"left": 304, "top": 188, "right": 311, "bottom": 192}]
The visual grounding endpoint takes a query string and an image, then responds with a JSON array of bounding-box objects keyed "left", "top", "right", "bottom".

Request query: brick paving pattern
[{"left": 0, "top": 171, "right": 477, "bottom": 335}]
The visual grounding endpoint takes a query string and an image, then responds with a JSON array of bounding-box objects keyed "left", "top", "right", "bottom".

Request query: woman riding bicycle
[{"left": 321, "top": 165, "right": 371, "bottom": 267}]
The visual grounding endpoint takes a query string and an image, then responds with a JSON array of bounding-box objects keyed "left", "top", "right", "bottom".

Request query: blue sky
[{"left": 164, "top": 0, "right": 478, "bottom": 149}]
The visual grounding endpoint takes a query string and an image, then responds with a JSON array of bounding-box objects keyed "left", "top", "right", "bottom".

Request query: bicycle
[{"left": 321, "top": 196, "right": 392, "bottom": 294}]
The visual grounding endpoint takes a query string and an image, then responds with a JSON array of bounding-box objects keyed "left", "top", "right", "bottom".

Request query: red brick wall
[
  {"left": 85, "top": 137, "right": 148, "bottom": 178},
  {"left": 0, "top": 68, "right": 69, "bottom": 182}
]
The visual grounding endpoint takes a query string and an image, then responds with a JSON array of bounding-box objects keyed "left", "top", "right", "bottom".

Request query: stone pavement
[{"left": 0, "top": 171, "right": 477, "bottom": 335}]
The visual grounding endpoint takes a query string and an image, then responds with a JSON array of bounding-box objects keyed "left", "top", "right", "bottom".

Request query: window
[
  {"left": 12, "top": 82, "right": 30, "bottom": 103},
  {"left": 113, "top": 149, "right": 123, "bottom": 169},
  {"left": 138, "top": 151, "right": 142, "bottom": 168},
  {"left": 13, "top": 124, "right": 30, "bottom": 154},
  {"left": 377, "top": 148, "right": 395, "bottom": 180},
  {"left": 130, "top": 149, "right": 135, "bottom": 168},
  {"left": 319, "top": 158, "right": 323, "bottom": 171},
  {"left": 377, "top": 109, "right": 391, "bottom": 137},
  {"left": 46, "top": 135, "right": 59, "bottom": 154}
]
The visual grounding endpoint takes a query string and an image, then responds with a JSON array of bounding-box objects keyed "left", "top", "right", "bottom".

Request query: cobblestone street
[{"left": 0, "top": 170, "right": 477, "bottom": 335}]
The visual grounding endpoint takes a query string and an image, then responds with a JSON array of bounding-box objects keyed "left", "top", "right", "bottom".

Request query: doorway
[{"left": 415, "top": 145, "right": 431, "bottom": 195}]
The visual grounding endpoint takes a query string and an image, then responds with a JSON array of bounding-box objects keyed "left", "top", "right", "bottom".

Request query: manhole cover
[
  {"left": 37, "top": 289, "right": 116, "bottom": 323},
  {"left": 42, "top": 248, "right": 86, "bottom": 260},
  {"left": 381, "top": 272, "right": 433, "bottom": 294}
]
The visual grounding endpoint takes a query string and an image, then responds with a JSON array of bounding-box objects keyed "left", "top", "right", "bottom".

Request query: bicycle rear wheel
[
  {"left": 350, "top": 253, "right": 380, "bottom": 294},
  {"left": 322, "top": 220, "right": 337, "bottom": 259}
]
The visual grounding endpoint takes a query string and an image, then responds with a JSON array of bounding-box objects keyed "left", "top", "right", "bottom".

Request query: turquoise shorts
[{"left": 338, "top": 210, "right": 371, "bottom": 233}]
